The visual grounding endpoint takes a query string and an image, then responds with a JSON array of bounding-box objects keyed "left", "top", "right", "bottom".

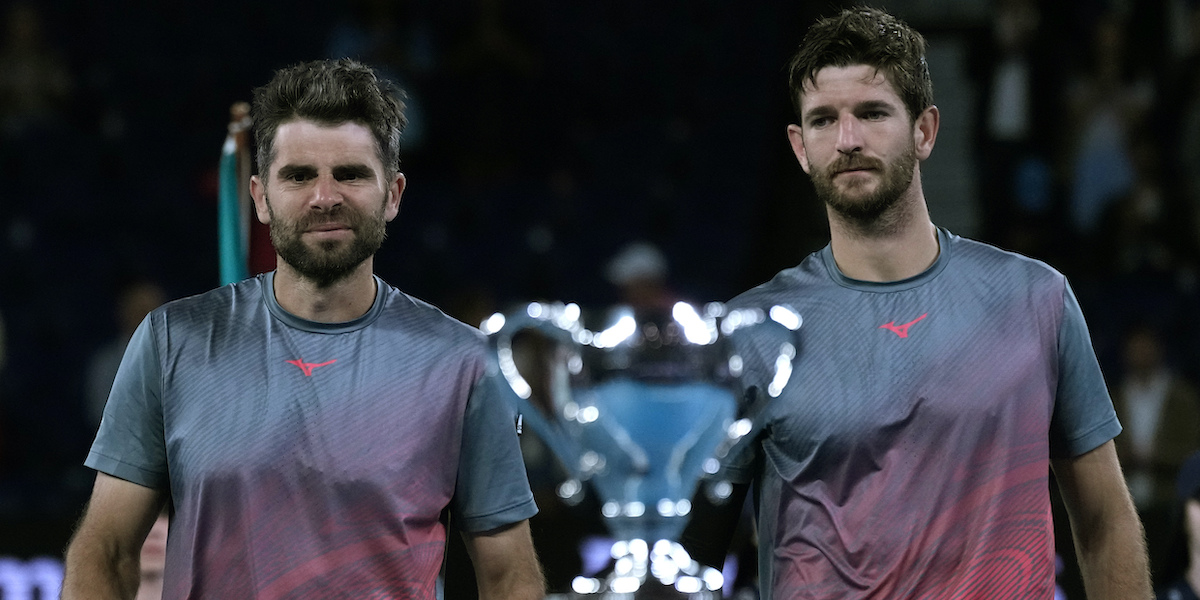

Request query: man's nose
[
  {"left": 836, "top": 118, "right": 863, "bottom": 155},
  {"left": 311, "top": 175, "right": 343, "bottom": 210}
]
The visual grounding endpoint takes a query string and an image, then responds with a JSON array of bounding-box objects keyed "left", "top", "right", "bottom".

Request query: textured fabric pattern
[
  {"left": 87, "top": 272, "right": 536, "bottom": 599},
  {"left": 726, "top": 228, "right": 1120, "bottom": 600}
]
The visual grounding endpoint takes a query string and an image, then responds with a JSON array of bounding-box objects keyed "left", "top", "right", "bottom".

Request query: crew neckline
[
  {"left": 820, "top": 227, "right": 952, "bottom": 293},
  {"left": 260, "top": 271, "right": 387, "bottom": 333}
]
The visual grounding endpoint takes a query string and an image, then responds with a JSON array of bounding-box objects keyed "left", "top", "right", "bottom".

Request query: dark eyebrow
[
  {"left": 332, "top": 164, "right": 375, "bottom": 179},
  {"left": 802, "top": 99, "right": 899, "bottom": 123},
  {"left": 276, "top": 165, "right": 317, "bottom": 181},
  {"left": 855, "top": 100, "right": 897, "bottom": 113},
  {"left": 802, "top": 104, "right": 835, "bottom": 122}
]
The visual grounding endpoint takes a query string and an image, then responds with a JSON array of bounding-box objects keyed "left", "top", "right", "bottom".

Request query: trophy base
[
  {"left": 564, "top": 580, "right": 723, "bottom": 600},
  {"left": 564, "top": 538, "right": 726, "bottom": 600}
]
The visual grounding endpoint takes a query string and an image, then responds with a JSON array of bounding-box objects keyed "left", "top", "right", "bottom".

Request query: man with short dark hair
[
  {"left": 62, "top": 59, "right": 543, "bottom": 600},
  {"left": 689, "top": 7, "right": 1151, "bottom": 599}
]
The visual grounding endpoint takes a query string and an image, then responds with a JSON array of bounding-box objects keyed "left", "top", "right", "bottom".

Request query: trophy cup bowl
[{"left": 484, "top": 301, "right": 801, "bottom": 599}]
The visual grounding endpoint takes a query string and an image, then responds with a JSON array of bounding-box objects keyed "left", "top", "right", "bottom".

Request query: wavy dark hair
[
  {"left": 786, "top": 6, "right": 933, "bottom": 123},
  {"left": 251, "top": 58, "right": 407, "bottom": 179}
]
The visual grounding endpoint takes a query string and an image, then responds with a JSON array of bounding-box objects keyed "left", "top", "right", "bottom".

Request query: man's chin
[
  {"left": 832, "top": 176, "right": 879, "bottom": 195},
  {"left": 823, "top": 190, "right": 898, "bottom": 221},
  {"left": 309, "top": 236, "right": 354, "bottom": 252},
  {"left": 293, "top": 263, "right": 362, "bottom": 287},
  {"left": 826, "top": 191, "right": 879, "bottom": 211}
]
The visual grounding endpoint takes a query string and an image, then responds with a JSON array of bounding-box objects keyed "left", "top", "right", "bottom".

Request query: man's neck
[
  {"left": 827, "top": 192, "right": 939, "bottom": 283},
  {"left": 272, "top": 260, "right": 378, "bottom": 323}
]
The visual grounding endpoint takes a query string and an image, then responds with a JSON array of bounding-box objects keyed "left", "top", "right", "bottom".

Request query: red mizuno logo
[
  {"left": 286, "top": 359, "right": 337, "bottom": 376},
  {"left": 879, "top": 313, "right": 928, "bottom": 338}
]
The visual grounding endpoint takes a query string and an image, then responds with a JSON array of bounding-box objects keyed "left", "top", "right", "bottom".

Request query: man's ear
[
  {"left": 385, "top": 173, "right": 406, "bottom": 222},
  {"left": 786, "top": 124, "right": 811, "bottom": 174},
  {"left": 250, "top": 175, "right": 271, "bottom": 225},
  {"left": 913, "top": 105, "right": 939, "bottom": 160}
]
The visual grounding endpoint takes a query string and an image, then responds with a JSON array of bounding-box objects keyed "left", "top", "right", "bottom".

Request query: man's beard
[
  {"left": 810, "top": 144, "right": 917, "bottom": 226},
  {"left": 266, "top": 196, "right": 388, "bottom": 287}
]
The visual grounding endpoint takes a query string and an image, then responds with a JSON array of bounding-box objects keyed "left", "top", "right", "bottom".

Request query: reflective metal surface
[{"left": 484, "top": 301, "right": 801, "bottom": 597}]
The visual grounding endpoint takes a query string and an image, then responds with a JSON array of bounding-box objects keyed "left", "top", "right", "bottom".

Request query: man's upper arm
[
  {"left": 75, "top": 472, "right": 165, "bottom": 553},
  {"left": 461, "top": 520, "right": 544, "bottom": 600},
  {"left": 62, "top": 472, "right": 166, "bottom": 599},
  {"left": 1051, "top": 439, "right": 1136, "bottom": 529},
  {"left": 1051, "top": 440, "right": 1152, "bottom": 598}
]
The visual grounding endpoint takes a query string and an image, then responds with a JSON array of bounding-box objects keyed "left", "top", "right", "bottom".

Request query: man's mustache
[{"left": 830, "top": 155, "right": 883, "bottom": 174}]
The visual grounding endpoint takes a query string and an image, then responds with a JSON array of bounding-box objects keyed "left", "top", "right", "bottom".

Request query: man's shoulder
[
  {"left": 946, "top": 230, "right": 1064, "bottom": 280},
  {"left": 379, "top": 284, "right": 488, "bottom": 347},
  {"left": 727, "top": 255, "right": 823, "bottom": 309},
  {"left": 151, "top": 276, "right": 265, "bottom": 324}
]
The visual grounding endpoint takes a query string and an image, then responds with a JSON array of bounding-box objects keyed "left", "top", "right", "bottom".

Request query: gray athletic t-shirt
[
  {"left": 726, "top": 228, "right": 1120, "bottom": 600},
  {"left": 87, "top": 272, "right": 537, "bottom": 599}
]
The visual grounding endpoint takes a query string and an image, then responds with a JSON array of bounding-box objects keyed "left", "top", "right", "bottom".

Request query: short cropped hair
[
  {"left": 786, "top": 6, "right": 933, "bottom": 123},
  {"left": 251, "top": 58, "right": 407, "bottom": 179}
]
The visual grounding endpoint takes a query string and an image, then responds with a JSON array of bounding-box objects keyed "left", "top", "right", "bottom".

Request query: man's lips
[
  {"left": 306, "top": 222, "right": 351, "bottom": 232},
  {"left": 835, "top": 166, "right": 875, "bottom": 175}
]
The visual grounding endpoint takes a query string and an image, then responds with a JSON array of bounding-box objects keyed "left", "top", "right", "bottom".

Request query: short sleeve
[
  {"left": 721, "top": 322, "right": 794, "bottom": 484},
  {"left": 85, "top": 314, "right": 169, "bottom": 488},
  {"left": 1049, "top": 281, "right": 1122, "bottom": 458},
  {"left": 451, "top": 367, "right": 538, "bottom": 533}
]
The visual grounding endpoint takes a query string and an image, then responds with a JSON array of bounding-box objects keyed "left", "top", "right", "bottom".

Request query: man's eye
[{"left": 810, "top": 117, "right": 832, "bottom": 128}]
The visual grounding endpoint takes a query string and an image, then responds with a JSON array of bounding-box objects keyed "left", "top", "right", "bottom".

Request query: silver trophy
[{"left": 483, "top": 300, "right": 801, "bottom": 598}]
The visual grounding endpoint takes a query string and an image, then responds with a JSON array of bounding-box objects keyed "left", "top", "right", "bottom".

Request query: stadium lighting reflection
[
  {"left": 594, "top": 315, "right": 637, "bottom": 348},
  {"left": 526, "top": 302, "right": 545, "bottom": 318},
  {"left": 769, "top": 304, "right": 803, "bottom": 330},
  {"left": 673, "top": 302, "right": 717, "bottom": 345},
  {"left": 481, "top": 312, "right": 505, "bottom": 334},
  {"left": 767, "top": 343, "right": 796, "bottom": 397},
  {"left": 496, "top": 346, "right": 532, "bottom": 399},
  {"left": 572, "top": 576, "right": 603, "bottom": 594}
]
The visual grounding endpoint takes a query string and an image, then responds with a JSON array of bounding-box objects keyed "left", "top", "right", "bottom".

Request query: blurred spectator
[
  {"left": 1094, "top": 135, "right": 1198, "bottom": 280},
  {"left": 1062, "top": 9, "right": 1156, "bottom": 247},
  {"left": 84, "top": 280, "right": 166, "bottom": 426},
  {"left": 325, "top": 0, "right": 434, "bottom": 152},
  {"left": 1173, "top": 2, "right": 1200, "bottom": 262},
  {"left": 604, "top": 241, "right": 677, "bottom": 314},
  {"left": 1155, "top": 451, "right": 1200, "bottom": 599},
  {"left": 970, "top": 0, "right": 1063, "bottom": 246},
  {"left": 0, "top": 2, "right": 73, "bottom": 138},
  {"left": 1112, "top": 323, "right": 1200, "bottom": 582}
]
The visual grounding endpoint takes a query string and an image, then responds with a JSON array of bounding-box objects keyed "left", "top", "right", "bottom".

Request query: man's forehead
[
  {"left": 802, "top": 64, "right": 894, "bottom": 94},
  {"left": 270, "top": 119, "right": 383, "bottom": 169},
  {"left": 274, "top": 118, "right": 375, "bottom": 145},
  {"left": 799, "top": 65, "right": 902, "bottom": 110}
]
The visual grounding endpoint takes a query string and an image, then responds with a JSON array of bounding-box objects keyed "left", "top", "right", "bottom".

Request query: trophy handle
[
  {"left": 701, "top": 304, "right": 803, "bottom": 503},
  {"left": 484, "top": 303, "right": 586, "bottom": 483}
]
